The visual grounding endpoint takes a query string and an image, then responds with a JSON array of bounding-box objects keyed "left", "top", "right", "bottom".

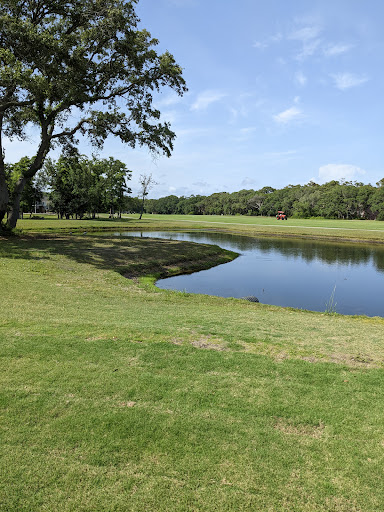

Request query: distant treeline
[
  {"left": 8, "top": 152, "right": 384, "bottom": 221},
  {"left": 145, "top": 180, "right": 384, "bottom": 220}
]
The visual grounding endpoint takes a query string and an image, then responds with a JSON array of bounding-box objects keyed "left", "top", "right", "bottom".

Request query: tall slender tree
[{"left": 138, "top": 173, "right": 157, "bottom": 219}]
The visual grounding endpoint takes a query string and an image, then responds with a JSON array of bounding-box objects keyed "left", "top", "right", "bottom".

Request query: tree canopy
[
  {"left": 0, "top": 0, "right": 187, "bottom": 227},
  {"left": 144, "top": 180, "right": 384, "bottom": 220},
  {"left": 44, "top": 152, "right": 132, "bottom": 219}
]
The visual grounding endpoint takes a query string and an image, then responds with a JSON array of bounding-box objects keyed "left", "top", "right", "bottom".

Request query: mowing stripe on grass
[{"left": 140, "top": 217, "right": 384, "bottom": 233}]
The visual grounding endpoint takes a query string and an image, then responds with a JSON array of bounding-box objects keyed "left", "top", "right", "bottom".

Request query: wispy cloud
[
  {"left": 296, "top": 38, "right": 322, "bottom": 60},
  {"left": 331, "top": 72, "right": 369, "bottom": 90},
  {"left": 253, "top": 32, "right": 282, "bottom": 50},
  {"left": 318, "top": 164, "right": 366, "bottom": 182},
  {"left": 288, "top": 23, "right": 322, "bottom": 60},
  {"left": 156, "top": 94, "right": 183, "bottom": 107},
  {"left": 295, "top": 71, "right": 308, "bottom": 87},
  {"left": 229, "top": 94, "right": 264, "bottom": 121},
  {"left": 323, "top": 43, "right": 354, "bottom": 57},
  {"left": 289, "top": 25, "right": 322, "bottom": 42},
  {"left": 274, "top": 106, "right": 303, "bottom": 124},
  {"left": 191, "top": 90, "right": 227, "bottom": 111}
]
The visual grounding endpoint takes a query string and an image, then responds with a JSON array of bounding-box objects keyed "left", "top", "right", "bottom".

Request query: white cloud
[
  {"left": 253, "top": 32, "right": 282, "bottom": 50},
  {"left": 159, "top": 110, "right": 178, "bottom": 124},
  {"left": 191, "top": 90, "right": 227, "bottom": 111},
  {"left": 295, "top": 71, "right": 307, "bottom": 87},
  {"left": 288, "top": 24, "right": 322, "bottom": 60},
  {"left": 156, "top": 94, "right": 183, "bottom": 107},
  {"left": 253, "top": 41, "right": 268, "bottom": 50},
  {"left": 274, "top": 106, "right": 303, "bottom": 124},
  {"left": 332, "top": 72, "right": 369, "bottom": 90},
  {"left": 296, "top": 38, "right": 322, "bottom": 60},
  {"left": 324, "top": 43, "right": 353, "bottom": 57},
  {"left": 289, "top": 25, "right": 322, "bottom": 42},
  {"left": 334, "top": 73, "right": 369, "bottom": 90},
  {"left": 318, "top": 164, "right": 366, "bottom": 183}
]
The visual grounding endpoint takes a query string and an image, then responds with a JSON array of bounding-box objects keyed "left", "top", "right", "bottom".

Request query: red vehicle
[{"left": 276, "top": 211, "right": 287, "bottom": 220}]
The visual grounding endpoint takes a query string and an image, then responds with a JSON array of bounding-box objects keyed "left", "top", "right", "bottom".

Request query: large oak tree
[{"left": 0, "top": 0, "right": 186, "bottom": 228}]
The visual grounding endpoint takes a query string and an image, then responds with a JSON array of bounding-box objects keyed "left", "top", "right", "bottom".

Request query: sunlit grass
[
  {"left": 15, "top": 213, "right": 384, "bottom": 243},
  {"left": 1, "top": 224, "right": 384, "bottom": 510}
]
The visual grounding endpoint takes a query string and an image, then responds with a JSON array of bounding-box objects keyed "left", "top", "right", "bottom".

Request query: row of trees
[
  {"left": 6, "top": 156, "right": 384, "bottom": 221},
  {"left": 44, "top": 153, "right": 132, "bottom": 219},
  {"left": 145, "top": 180, "right": 384, "bottom": 220},
  {"left": 5, "top": 152, "right": 158, "bottom": 219},
  {"left": 5, "top": 152, "right": 145, "bottom": 219}
]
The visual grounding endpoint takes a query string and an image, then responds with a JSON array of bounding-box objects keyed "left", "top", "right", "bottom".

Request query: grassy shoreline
[{"left": 2, "top": 218, "right": 384, "bottom": 510}]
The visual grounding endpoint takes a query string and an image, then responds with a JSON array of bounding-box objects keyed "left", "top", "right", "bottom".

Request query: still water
[{"left": 116, "top": 231, "right": 384, "bottom": 317}]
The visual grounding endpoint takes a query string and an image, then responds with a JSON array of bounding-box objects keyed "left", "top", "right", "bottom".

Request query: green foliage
[
  {"left": 0, "top": 0, "right": 187, "bottom": 226},
  {"left": 144, "top": 179, "right": 384, "bottom": 220},
  {"left": 44, "top": 152, "right": 131, "bottom": 218}
]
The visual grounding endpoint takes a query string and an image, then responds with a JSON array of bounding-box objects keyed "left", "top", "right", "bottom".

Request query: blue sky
[{"left": 6, "top": 0, "right": 384, "bottom": 198}]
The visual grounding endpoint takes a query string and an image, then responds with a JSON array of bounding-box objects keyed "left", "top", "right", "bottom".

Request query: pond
[{"left": 115, "top": 231, "right": 384, "bottom": 317}]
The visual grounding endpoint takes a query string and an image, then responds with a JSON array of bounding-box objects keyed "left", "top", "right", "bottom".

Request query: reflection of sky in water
[{"left": 114, "top": 231, "right": 384, "bottom": 316}]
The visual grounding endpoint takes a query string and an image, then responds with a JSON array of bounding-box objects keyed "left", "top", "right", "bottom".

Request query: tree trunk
[
  {"left": 0, "top": 175, "right": 9, "bottom": 223},
  {"left": 7, "top": 175, "right": 27, "bottom": 228},
  {"left": 139, "top": 197, "right": 145, "bottom": 219},
  {"left": 0, "top": 114, "right": 9, "bottom": 224},
  {"left": 0, "top": 129, "right": 9, "bottom": 223},
  {"left": 6, "top": 126, "right": 51, "bottom": 229}
]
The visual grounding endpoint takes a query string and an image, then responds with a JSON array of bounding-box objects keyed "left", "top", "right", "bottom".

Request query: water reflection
[{"left": 114, "top": 231, "right": 384, "bottom": 316}]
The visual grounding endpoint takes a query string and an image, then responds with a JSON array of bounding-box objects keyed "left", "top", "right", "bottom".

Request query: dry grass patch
[
  {"left": 274, "top": 418, "right": 326, "bottom": 438},
  {"left": 191, "top": 335, "right": 228, "bottom": 351}
]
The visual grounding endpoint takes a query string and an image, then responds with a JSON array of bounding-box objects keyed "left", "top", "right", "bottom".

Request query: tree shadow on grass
[
  {"left": 0, "top": 233, "right": 233, "bottom": 278},
  {"left": 0, "top": 237, "right": 51, "bottom": 261}
]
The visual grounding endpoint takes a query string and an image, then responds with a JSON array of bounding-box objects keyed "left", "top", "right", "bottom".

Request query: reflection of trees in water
[
  {"left": 372, "top": 252, "right": 384, "bottom": 272},
  {"left": 127, "top": 231, "right": 384, "bottom": 273},
  {"left": 181, "top": 232, "right": 384, "bottom": 272},
  {"left": 256, "top": 238, "right": 374, "bottom": 267}
]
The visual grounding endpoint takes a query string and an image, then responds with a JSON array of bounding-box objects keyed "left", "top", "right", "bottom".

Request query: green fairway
[
  {"left": 16, "top": 213, "right": 384, "bottom": 243},
  {"left": 1, "top": 220, "right": 384, "bottom": 510}
]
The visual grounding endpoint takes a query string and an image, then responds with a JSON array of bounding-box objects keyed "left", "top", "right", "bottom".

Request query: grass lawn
[
  {"left": 1, "top": 217, "right": 384, "bottom": 511},
  {"left": 16, "top": 213, "right": 384, "bottom": 243}
]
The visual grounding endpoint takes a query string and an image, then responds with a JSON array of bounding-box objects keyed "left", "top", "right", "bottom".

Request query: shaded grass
[{"left": 1, "top": 231, "right": 384, "bottom": 510}]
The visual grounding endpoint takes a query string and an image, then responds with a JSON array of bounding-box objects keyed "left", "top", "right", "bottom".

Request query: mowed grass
[
  {"left": 1, "top": 224, "right": 384, "bottom": 511},
  {"left": 16, "top": 213, "right": 384, "bottom": 243}
]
